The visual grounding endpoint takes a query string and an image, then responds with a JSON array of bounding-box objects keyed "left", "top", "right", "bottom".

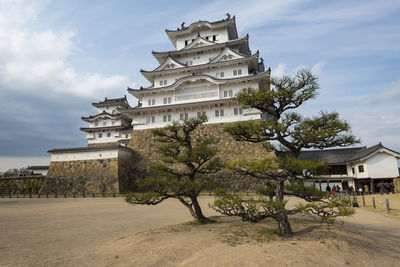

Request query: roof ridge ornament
[
  {"left": 181, "top": 22, "right": 185, "bottom": 30},
  {"left": 226, "top": 13, "right": 231, "bottom": 20},
  {"left": 197, "top": 32, "right": 200, "bottom": 37}
]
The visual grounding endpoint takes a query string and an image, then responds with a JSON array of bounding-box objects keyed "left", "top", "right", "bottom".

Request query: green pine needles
[
  {"left": 126, "top": 115, "right": 222, "bottom": 223},
  {"left": 212, "top": 69, "right": 358, "bottom": 236}
]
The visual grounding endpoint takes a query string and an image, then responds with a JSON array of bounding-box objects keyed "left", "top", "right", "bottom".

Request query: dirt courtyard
[{"left": 1, "top": 197, "right": 400, "bottom": 266}]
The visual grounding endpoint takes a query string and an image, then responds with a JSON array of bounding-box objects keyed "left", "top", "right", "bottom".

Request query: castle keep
[{"left": 44, "top": 15, "right": 274, "bottom": 193}]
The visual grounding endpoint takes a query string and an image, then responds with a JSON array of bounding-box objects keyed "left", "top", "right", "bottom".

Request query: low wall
[
  {"left": 0, "top": 176, "right": 46, "bottom": 194},
  {"left": 41, "top": 156, "right": 136, "bottom": 194},
  {"left": 128, "top": 121, "right": 275, "bottom": 191}
]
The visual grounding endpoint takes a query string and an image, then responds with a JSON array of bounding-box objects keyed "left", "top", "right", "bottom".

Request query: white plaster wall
[
  {"left": 219, "top": 82, "right": 258, "bottom": 98},
  {"left": 176, "top": 28, "right": 229, "bottom": 50},
  {"left": 50, "top": 149, "right": 132, "bottom": 162},
  {"left": 203, "top": 64, "right": 249, "bottom": 78},
  {"left": 32, "top": 169, "right": 48, "bottom": 176},
  {"left": 89, "top": 119, "right": 122, "bottom": 128},
  {"left": 97, "top": 105, "right": 124, "bottom": 114},
  {"left": 51, "top": 150, "right": 119, "bottom": 162},
  {"left": 350, "top": 161, "right": 369, "bottom": 179},
  {"left": 132, "top": 104, "right": 261, "bottom": 130},
  {"left": 366, "top": 152, "right": 400, "bottom": 178},
  {"left": 179, "top": 51, "right": 222, "bottom": 66}
]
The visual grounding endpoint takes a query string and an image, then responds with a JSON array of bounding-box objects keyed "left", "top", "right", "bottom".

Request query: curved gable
[
  {"left": 153, "top": 57, "right": 186, "bottom": 72},
  {"left": 210, "top": 47, "right": 245, "bottom": 63}
]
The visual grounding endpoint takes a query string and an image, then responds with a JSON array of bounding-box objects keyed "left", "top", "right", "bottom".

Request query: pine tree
[
  {"left": 126, "top": 115, "right": 221, "bottom": 223},
  {"left": 212, "top": 69, "right": 358, "bottom": 236}
]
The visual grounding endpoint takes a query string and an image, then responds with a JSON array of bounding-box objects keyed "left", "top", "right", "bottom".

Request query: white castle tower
[
  {"left": 123, "top": 14, "right": 270, "bottom": 129},
  {"left": 81, "top": 96, "right": 133, "bottom": 145}
]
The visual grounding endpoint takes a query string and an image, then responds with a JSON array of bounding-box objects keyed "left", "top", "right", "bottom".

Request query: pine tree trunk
[
  {"left": 275, "top": 181, "right": 293, "bottom": 237},
  {"left": 190, "top": 196, "right": 214, "bottom": 223}
]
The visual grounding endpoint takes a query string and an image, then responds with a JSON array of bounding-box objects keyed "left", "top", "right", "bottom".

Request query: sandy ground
[
  {"left": 1, "top": 197, "right": 400, "bottom": 267},
  {"left": 356, "top": 193, "right": 400, "bottom": 217}
]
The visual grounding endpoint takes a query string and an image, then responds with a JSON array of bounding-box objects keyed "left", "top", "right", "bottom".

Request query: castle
[
  {"left": 44, "top": 15, "right": 273, "bottom": 193},
  {"left": 44, "top": 15, "right": 400, "bottom": 194}
]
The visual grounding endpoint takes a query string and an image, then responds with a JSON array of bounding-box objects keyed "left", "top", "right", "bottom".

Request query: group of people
[
  {"left": 377, "top": 181, "right": 395, "bottom": 195},
  {"left": 325, "top": 184, "right": 355, "bottom": 195}
]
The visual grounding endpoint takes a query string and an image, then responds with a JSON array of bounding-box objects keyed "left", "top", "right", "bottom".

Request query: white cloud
[
  {"left": 373, "top": 80, "right": 400, "bottom": 103},
  {"left": 311, "top": 62, "right": 325, "bottom": 75},
  {"left": 271, "top": 63, "right": 286, "bottom": 78},
  {"left": 0, "top": 0, "right": 129, "bottom": 99}
]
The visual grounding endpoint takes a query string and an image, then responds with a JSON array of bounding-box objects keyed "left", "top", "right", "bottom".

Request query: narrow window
[
  {"left": 103, "top": 121, "right": 107, "bottom": 126},
  {"left": 163, "top": 115, "right": 167, "bottom": 122},
  {"left": 213, "top": 35, "right": 217, "bottom": 41},
  {"left": 216, "top": 72, "right": 219, "bottom": 77},
  {"left": 185, "top": 113, "right": 188, "bottom": 119},
  {"left": 98, "top": 133, "right": 102, "bottom": 138},
  {"left": 185, "top": 40, "right": 188, "bottom": 46},
  {"left": 159, "top": 80, "right": 163, "bottom": 86},
  {"left": 180, "top": 113, "right": 184, "bottom": 120},
  {"left": 125, "top": 134, "right": 128, "bottom": 138},
  {"left": 163, "top": 79, "right": 167, "bottom": 85},
  {"left": 228, "top": 90, "right": 233, "bottom": 97},
  {"left": 238, "top": 69, "right": 242, "bottom": 75},
  {"left": 202, "top": 111, "right": 206, "bottom": 116},
  {"left": 107, "top": 132, "right": 111, "bottom": 137},
  {"left": 152, "top": 99, "right": 155, "bottom": 105},
  {"left": 234, "top": 108, "right": 238, "bottom": 115},
  {"left": 95, "top": 122, "right": 98, "bottom": 126},
  {"left": 233, "top": 70, "right": 237, "bottom": 76},
  {"left": 224, "top": 91, "right": 228, "bottom": 97},
  {"left": 197, "top": 111, "right": 202, "bottom": 118},
  {"left": 148, "top": 99, "right": 151, "bottom": 106},
  {"left": 163, "top": 98, "right": 167, "bottom": 104},
  {"left": 220, "top": 72, "right": 224, "bottom": 78},
  {"left": 215, "top": 110, "right": 219, "bottom": 117},
  {"left": 146, "top": 116, "right": 151, "bottom": 124},
  {"left": 220, "top": 109, "right": 224, "bottom": 116},
  {"left": 352, "top": 167, "right": 355, "bottom": 174},
  {"left": 358, "top": 165, "right": 364, "bottom": 173},
  {"left": 168, "top": 97, "right": 171, "bottom": 104},
  {"left": 151, "top": 116, "right": 155, "bottom": 123},
  {"left": 168, "top": 114, "right": 171, "bottom": 121},
  {"left": 239, "top": 108, "right": 243, "bottom": 115}
]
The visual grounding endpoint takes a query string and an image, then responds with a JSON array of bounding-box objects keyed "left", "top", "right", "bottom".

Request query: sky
[{"left": 0, "top": 0, "right": 399, "bottom": 172}]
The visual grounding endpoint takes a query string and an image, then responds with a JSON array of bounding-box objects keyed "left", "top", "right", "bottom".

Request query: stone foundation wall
[
  {"left": 42, "top": 158, "right": 126, "bottom": 194},
  {"left": 394, "top": 178, "right": 400, "bottom": 193},
  {"left": 128, "top": 121, "right": 274, "bottom": 191}
]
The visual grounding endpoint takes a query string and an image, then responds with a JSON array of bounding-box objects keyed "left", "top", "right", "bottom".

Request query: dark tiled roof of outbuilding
[
  {"left": 299, "top": 143, "right": 400, "bottom": 164},
  {"left": 27, "top": 166, "right": 49, "bottom": 170},
  {"left": 299, "top": 147, "right": 365, "bottom": 165},
  {"left": 48, "top": 144, "right": 133, "bottom": 154}
]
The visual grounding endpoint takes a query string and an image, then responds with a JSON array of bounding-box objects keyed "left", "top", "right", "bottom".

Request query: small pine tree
[
  {"left": 126, "top": 115, "right": 222, "bottom": 223},
  {"left": 212, "top": 69, "right": 358, "bottom": 236}
]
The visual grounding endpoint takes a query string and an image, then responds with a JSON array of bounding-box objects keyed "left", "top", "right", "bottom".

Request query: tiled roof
[
  {"left": 92, "top": 96, "right": 130, "bottom": 108},
  {"left": 27, "top": 166, "right": 49, "bottom": 170},
  {"left": 80, "top": 125, "right": 132, "bottom": 133},
  {"left": 166, "top": 15, "right": 236, "bottom": 33},
  {"left": 81, "top": 111, "right": 131, "bottom": 122},
  {"left": 299, "top": 147, "right": 365, "bottom": 164},
  {"left": 299, "top": 143, "right": 400, "bottom": 164}
]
